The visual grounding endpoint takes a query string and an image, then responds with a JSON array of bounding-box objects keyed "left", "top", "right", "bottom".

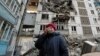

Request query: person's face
[{"left": 44, "top": 26, "right": 55, "bottom": 33}]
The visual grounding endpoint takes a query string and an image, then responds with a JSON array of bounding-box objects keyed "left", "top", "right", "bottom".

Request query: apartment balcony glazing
[
  {"left": 0, "top": 19, "right": 14, "bottom": 55},
  {"left": 0, "top": 0, "right": 26, "bottom": 55},
  {"left": 0, "top": 0, "right": 21, "bottom": 25}
]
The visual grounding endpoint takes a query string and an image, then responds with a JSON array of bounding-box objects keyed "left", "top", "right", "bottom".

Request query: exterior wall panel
[{"left": 0, "top": 2, "right": 17, "bottom": 25}]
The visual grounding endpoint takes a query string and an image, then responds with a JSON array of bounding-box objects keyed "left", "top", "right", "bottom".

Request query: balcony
[
  {"left": 20, "top": 31, "right": 34, "bottom": 36},
  {"left": 0, "top": 40, "right": 8, "bottom": 55},
  {"left": 56, "top": 30, "right": 69, "bottom": 35},
  {"left": 0, "top": 1, "right": 17, "bottom": 25}
]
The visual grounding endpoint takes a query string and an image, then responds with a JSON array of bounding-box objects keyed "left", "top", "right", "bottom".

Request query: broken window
[
  {"left": 80, "top": 17, "right": 90, "bottom": 25},
  {"left": 79, "top": 9, "right": 88, "bottom": 15}
]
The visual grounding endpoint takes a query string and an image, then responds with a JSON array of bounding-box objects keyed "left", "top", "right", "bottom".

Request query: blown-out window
[
  {"left": 79, "top": 9, "right": 88, "bottom": 15},
  {"left": 89, "top": 3, "right": 92, "bottom": 7},
  {"left": 42, "top": 6, "right": 47, "bottom": 11},
  {"left": 80, "top": 17, "right": 90, "bottom": 25},
  {"left": 57, "top": 25, "right": 64, "bottom": 30},
  {"left": 77, "top": 2, "right": 85, "bottom": 8},
  {"left": 42, "top": 14, "right": 49, "bottom": 20},
  {"left": 71, "top": 16, "right": 75, "bottom": 22},
  {"left": 96, "top": 27, "right": 100, "bottom": 33},
  {"left": 40, "top": 25, "right": 46, "bottom": 30},
  {"left": 72, "top": 26, "right": 76, "bottom": 31},
  {"left": 94, "top": 18, "right": 97, "bottom": 23},
  {"left": 83, "top": 26, "right": 92, "bottom": 35},
  {"left": 91, "top": 10, "right": 95, "bottom": 14}
]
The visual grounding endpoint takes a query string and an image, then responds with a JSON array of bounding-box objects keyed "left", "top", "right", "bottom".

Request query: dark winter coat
[{"left": 35, "top": 32, "right": 69, "bottom": 56}]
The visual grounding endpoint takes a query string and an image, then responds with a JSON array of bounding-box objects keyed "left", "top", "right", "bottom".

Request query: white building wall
[
  {"left": 70, "top": 0, "right": 83, "bottom": 36},
  {"left": 95, "top": 0, "right": 100, "bottom": 37},
  {"left": 34, "top": 0, "right": 100, "bottom": 38},
  {"left": 34, "top": 0, "right": 84, "bottom": 36},
  {"left": 16, "top": 0, "right": 28, "bottom": 31},
  {"left": 34, "top": 12, "right": 54, "bottom": 34},
  {"left": 84, "top": 0, "right": 99, "bottom": 37},
  {"left": 23, "top": 13, "right": 36, "bottom": 25}
]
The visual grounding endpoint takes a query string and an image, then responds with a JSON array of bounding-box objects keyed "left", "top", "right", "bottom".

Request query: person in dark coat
[{"left": 35, "top": 23, "right": 69, "bottom": 56}]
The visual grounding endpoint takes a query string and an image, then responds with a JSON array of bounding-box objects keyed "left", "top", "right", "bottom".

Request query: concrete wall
[{"left": 23, "top": 13, "right": 36, "bottom": 25}]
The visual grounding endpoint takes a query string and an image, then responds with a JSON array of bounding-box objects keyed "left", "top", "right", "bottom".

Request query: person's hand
[
  {"left": 44, "top": 27, "right": 54, "bottom": 34},
  {"left": 43, "top": 28, "right": 48, "bottom": 34}
]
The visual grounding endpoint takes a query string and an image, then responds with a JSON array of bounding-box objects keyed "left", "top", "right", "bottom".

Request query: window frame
[
  {"left": 72, "top": 26, "right": 76, "bottom": 31},
  {"left": 91, "top": 10, "right": 95, "bottom": 14},
  {"left": 41, "top": 14, "right": 49, "bottom": 20}
]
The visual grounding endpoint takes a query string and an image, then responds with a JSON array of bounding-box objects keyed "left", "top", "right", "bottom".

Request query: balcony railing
[
  {"left": 0, "top": 1, "right": 17, "bottom": 25},
  {"left": 20, "top": 32, "right": 33, "bottom": 36},
  {"left": 56, "top": 30, "right": 69, "bottom": 35}
]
